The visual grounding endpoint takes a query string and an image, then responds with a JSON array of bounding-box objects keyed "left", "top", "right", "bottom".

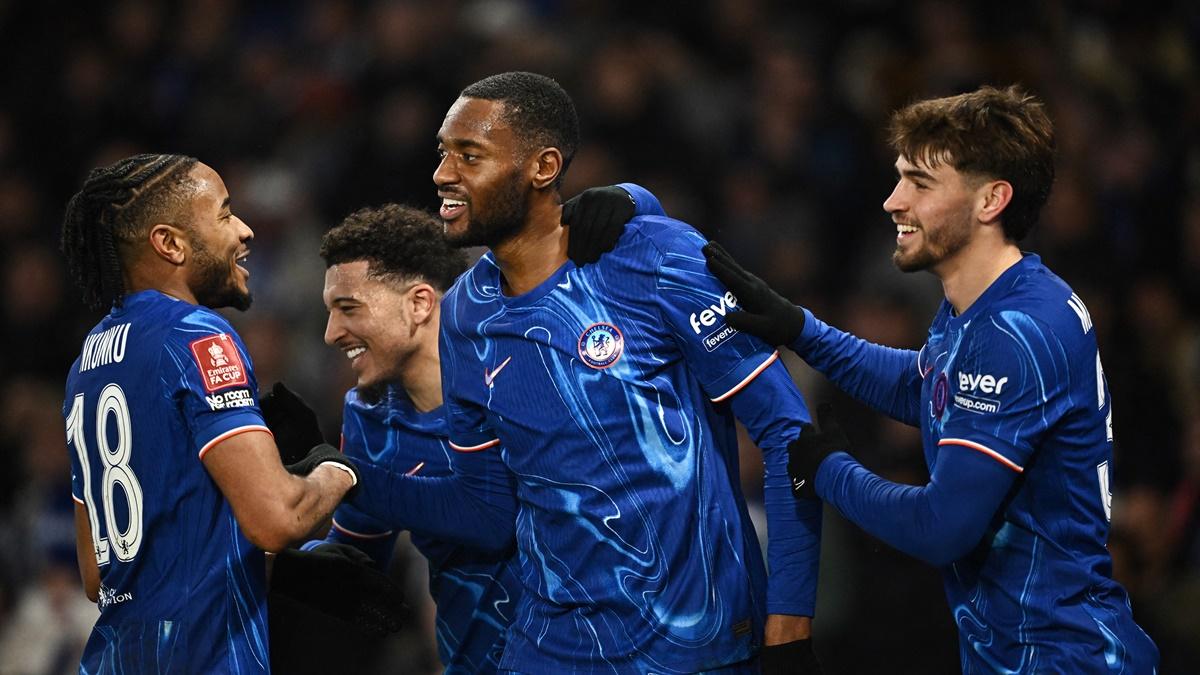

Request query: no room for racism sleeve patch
[{"left": 189, "top": 333, "right": 249, "bottom": 392}]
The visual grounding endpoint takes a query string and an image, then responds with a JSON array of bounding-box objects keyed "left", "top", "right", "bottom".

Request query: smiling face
[
  {"left": 883, "top": 154, "right": 981, "bottom": 274},
  {"left": 433, "top": 96, "right": 530, "bottom": 249},
  {"left": 184, "top": 163, "right": 254, "bottom": 310},
  {"left": 323, "top": 260, "right": 419, "bottom": 391}
]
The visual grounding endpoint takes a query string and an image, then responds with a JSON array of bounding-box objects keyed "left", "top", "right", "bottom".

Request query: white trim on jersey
[
  {"left": 938, "top": 437, "right": 1024, "bottom": 473},
  {"left": 197, "top": 424, "right": 272, "bottom": 460},
  {"left": 450, "top": 438, "right": 501, "bottom": 453},
  {"left": 711, "top": 350, "right": 780, "bottom": 403},
  {"left": 332, "top": 518, "right": 394, "bottom": 540}
]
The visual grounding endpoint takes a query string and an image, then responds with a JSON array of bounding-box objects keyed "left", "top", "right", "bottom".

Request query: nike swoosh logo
[{"left": 484, "top": 356, "right": 512, "bottom": 387}]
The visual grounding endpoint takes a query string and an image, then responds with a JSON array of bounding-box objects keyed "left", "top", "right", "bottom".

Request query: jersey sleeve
[
  {"left": 937, "top": 310, "right": 1071, "bottom": 473},
  {"left": 792, "top": 309, "right": 923, "bottom": 426},
  {"left": 653, "top": 229, "right": 781, "bottom": 401},
  {"left": 727, "top": 360, "right": 822, "bottom": 616},
  {"left": 161, "top": 310, "right": 269, "bottom": 460}
]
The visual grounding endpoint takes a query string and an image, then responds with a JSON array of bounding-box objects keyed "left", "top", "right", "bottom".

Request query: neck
[
  {"left": 124, "top": 262, "right": 197, "bottom": 305},
  {"left": 936, "top": 239, "right": 1023, "bottom": 315},
  {"left": 492, "top": 200, "right": 566, "bottom": 296},
  {"left": 399, "top": 330, "right": 444, "bottom": 413}
]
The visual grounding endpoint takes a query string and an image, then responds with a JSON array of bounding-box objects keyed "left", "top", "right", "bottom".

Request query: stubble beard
[
  {"left": 444, "top": 170, "right": 528, "bottom": 250},
  {"left": 892, "top": 216, "right": 973, "bottom": 273},
  {"left": 191, "top": 238, "right": 252, "bottom": 311}
]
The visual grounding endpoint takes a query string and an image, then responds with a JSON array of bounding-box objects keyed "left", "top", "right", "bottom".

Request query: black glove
[
  {"left": 761, "top": 638, "right": 823, "bottom": 674},
  {"left": 562, "top": 185, "right": 636, "bottom": 266},
  {"left": 788, "top": 404, "right": 849, "bottom": 500},
  {"left": 271, "top": 543, "right": 405, "bottom": 638},
  {"left": 702, "top": 241, "right": 807, "bottom": 347},
  {"left": 287, "top": 442, "right": 359, "bottom": 494},
  {"left": 260, "top": 381, "right": 326, "bottom": 466}
]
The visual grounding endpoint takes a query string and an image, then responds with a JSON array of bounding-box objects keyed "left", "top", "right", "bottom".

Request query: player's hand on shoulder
[
  {"left": 788, "top": 403, "right": 849, "bottom": 500},
  {"left": 562, "top": 185, "right": 636, "bottom": 266},
  {"left": 702, "top": 240, "right": 807, "bottom": 347},
  {"left": 761, "top": 638, "right": 823, "bottom": 674},
  {"left": 260, "top": 381, "right": 326, "bottom": 466},
  {"left": 271, "top": 542, "right": 405, "bottom": 638}
]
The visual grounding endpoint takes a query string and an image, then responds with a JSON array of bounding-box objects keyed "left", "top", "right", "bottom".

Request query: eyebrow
[
  {"left": 438, "top": 136, "right": 486, "bottom": 151},
  {"left": 897, "top": 166, "right": 937, "bottom": 182},
  {"left": 220, "top": 196, "right": 231, "bottom": 212}
]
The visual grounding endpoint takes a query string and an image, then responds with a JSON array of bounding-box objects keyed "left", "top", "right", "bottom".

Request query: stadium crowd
[{"left": 0, "top": 1, "right": 1196, "bottom": 672}]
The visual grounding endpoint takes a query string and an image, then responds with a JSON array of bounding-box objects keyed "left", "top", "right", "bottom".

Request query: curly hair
[
  {"left": 461, "top": 71, "right": 580, "bottom": 187},
  {"left": 59, "top": 153, "right": 198, "bottom": 309},
  {"left": 320, "top": 204, "right": 469, "bottom": 291},
  {"left": 888, "top": 85, "right": 1056, "bottom": 242}
]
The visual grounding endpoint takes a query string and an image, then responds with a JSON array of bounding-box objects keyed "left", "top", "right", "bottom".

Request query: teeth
[
  {"left": 443, "top": 199, "right": 466, "bottom": 207},
  {"left": 897, "top": 224, "right": 918, "bottom": 234},
  {"left": 346, "top": 347, "right": 366, "bottom": 359}
]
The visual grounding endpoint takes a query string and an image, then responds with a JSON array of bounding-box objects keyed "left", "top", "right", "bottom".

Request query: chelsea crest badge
[{"left": 578, "top": 322, "right": 624, "bottom": 369}]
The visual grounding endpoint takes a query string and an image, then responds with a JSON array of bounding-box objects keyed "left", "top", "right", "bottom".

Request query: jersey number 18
[{"left": 66, "top": 384, "right": 145, "bottom": 565}]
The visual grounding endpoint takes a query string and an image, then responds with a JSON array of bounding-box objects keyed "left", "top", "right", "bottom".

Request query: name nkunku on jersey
[
  {"left": 64, "top": 290, "right": 271, "bottom": 674},
  {"left": 799, "top": 254, "right": 1157, "bottom": 672},
  {"left": 438, "top": 189, "right": 819, "bottom": 673},
  {"left": 322, "top": 387, "right": 519, "bottom": 673}
]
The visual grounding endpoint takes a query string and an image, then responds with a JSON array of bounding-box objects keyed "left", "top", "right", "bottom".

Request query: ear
[
  {"left": 977, "top": 180, "right": 1013, "bottom": 225},
  {"left": 148, "top": 224, "right": 188, "bottom": 265},
  {"left": 530, "top": 147, "right": 564, "bottom": 190},
  {"left": 407, "top": 283, "right": 439, "bottom": 327}
]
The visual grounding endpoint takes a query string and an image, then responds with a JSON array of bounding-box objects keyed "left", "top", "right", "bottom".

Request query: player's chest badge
[
  {"left": 931, "top": 371, "right": 950, "bottom": 419},
  {"left": 578, "top": 322, "right": 624, "bottom": 369}
]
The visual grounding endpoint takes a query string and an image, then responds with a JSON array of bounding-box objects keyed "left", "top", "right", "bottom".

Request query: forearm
[
  {"left": 729, "top": 362, "right": 822, "bottom": 615},
  {"left": 277, "top": 464, "right": 356, "bottom": 545},
  {"left": 816, "top": 448, "right": 1015, "bottom": 566},
  {"left": 792, "top": 310, "right": 922, "bottom": 425},
  {"left": 350, "top": 458, "right": 517, "bottom": 552}
]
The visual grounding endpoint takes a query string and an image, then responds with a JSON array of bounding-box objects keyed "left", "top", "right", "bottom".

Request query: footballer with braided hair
[{"left": 58, "top": 154, "right": 395, "bottom": 673}]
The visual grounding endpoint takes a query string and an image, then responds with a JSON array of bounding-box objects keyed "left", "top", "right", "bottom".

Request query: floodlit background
[{"left": 0, "top": 1, "right": 1197, "bottom": 672}]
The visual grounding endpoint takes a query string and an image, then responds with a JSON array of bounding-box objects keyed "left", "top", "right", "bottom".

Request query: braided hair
[{"left": 60, "top": 153, "right": 199, "bottom": 309}]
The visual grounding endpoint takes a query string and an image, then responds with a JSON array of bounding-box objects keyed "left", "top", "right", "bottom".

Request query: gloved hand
[
  {"left": 271, "top": 543, "right": 405, "bottom": 638},
  {"left": 286, "top": 442, "right": 359, "bottom": 495},
  {"left": 562, "top": 185, "right": 636, "bottom": 266},
  {"left": 761, "top": 638, "right": 823, "bottom": 674},
  {"left": 260, "top": 382, "right": 326, "bottom": 466},
  {"left": 702, "top": 241, "right": 807, "bottom": 347},
  {"left": 788, "top": 404, "right": 849, "bottom": 500}
]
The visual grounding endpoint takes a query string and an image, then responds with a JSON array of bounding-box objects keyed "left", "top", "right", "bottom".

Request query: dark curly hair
[
  {"left": 888, "top": 85, "right": 1056, "bottom": 242},
  {"left": 60, "top": 153, "right": 199, "bottom": 309},
  {"left": 461, "top": 71, "right": 580, "bottom": 187},
  {"left": 320, "top": 204, "right": 468, "bottom": 291}
]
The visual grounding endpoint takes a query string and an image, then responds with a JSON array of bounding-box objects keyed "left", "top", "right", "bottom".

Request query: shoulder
[
  {"left": 625, "top": 216, "right": 706, "bottom": 258},
  {"left": 981, "top": 260, "right": 1092, "bottom": 351}
]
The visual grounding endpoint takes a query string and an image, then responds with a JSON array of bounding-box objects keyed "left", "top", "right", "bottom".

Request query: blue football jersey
[
  {"left": 64, "top": 290, "right": 271, "bottom": 674},
  {"left": 921, "top": 254, "right": 1157, "bottom": 672},
  {"left": 439, "top": 214, "right": 817, "bottom": 673},
  {"left": 325, "top": 387, "right": 519, "bottom": 674},
  {"left": 799, "top": 254, "right": 1158, "bottom": 672}
]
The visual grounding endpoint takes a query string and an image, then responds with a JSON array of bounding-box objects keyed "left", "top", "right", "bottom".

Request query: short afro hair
[
  {"left": 461, "top": 71, "right": 580, "bottom": 186},
  {"left": 320, "top": 204, "right": 468, "bottom": 291}
]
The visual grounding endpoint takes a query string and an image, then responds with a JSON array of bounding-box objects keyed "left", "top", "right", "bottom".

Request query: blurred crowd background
[{"left": 0, "top": 0, "right": 1197, "bottom": 672}]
